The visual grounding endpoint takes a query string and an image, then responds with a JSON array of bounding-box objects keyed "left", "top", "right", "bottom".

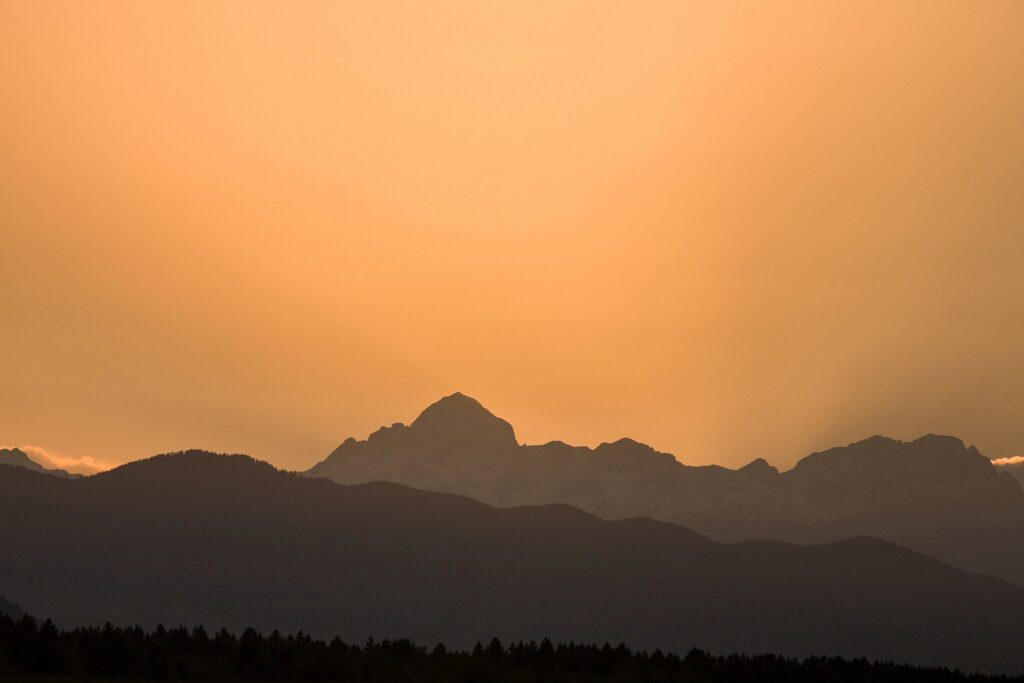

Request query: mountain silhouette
[
  {"left": 0, "top": 447, "right": 80, "bottom": 479},
  {"left": 411, "top": 392, "right": 518, "bottom": 450},
  {"left": 306, "top": 394, "right": 1024, "bottom": 586},
  {"left": 3, "top": 451, "right": 1024, "bottom": 673}
]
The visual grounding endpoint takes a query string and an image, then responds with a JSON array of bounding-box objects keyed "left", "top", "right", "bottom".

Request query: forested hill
[
  {"left": 5, "top": 452, "right": 1024, "bottom": 673},
  {"left": 9, "top": 454, "right": 1024, "bottom": 671},
  {"left": 1, "top": 614, "right": 1020, "bottom": 683}
]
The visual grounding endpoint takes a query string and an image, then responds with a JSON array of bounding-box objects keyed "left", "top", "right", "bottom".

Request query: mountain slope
[
  {"left": 0, "top": 448, "right": 80, "bottom": 479},
  {"left": 306, "top": 394, "right": 1024, "bottom": 585},
  {"left": 994, "top": 458, "right": 1024, "bottom": 486},
  {"left": 2, "top": 451, "right": 1024, "bottom": 673}
]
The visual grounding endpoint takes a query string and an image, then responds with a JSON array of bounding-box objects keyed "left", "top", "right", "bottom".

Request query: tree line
[{"left": 0, "top": 612, "right": 1020, "bottom": 682}]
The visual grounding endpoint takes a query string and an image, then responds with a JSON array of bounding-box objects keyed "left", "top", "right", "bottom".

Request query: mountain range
[
  {"left": 2, "top": 451, "right": 1024, "bottom": 673},
  {"left": 306, "top": 393, "right": 1024, "bottom": 586},
  {"left": 0, "top": 447, "right": 80, "bottom": 479}
]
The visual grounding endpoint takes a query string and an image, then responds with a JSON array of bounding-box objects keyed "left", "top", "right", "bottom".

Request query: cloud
[
  {"left": 16, "top": 445, "right": 114, "bottom": 475},
  {"left": 992, "top": 456, "right": 1024, "bottom": 466}
]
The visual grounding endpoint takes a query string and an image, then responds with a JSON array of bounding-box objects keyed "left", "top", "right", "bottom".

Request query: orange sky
[{"left": 2, "top": 1, "right": 1022, "bottom": 474}]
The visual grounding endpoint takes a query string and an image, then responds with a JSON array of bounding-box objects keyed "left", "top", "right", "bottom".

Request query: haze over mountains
[
  {"left": 3, "top": 452, "right": 1024, "bottom": 674},
  {"left": 6, "top": 393, "right": 1023, "bottom": 672},
  {"left": 994, "top": 457, "right": 1024, "bottom": 485},
  {"left": 0, "top": 447, "right": 80, "bottom": 479},
  {"left": 307, "top": 393, "right": 1024, "bottom": 586}
]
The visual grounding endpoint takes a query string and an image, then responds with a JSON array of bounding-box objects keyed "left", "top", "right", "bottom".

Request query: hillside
[{"left": 2, "top": 452, "right": 1024, "bottom": 672}]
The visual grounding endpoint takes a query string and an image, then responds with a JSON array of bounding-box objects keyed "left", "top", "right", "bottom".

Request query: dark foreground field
[{"left": 1, "top": 614, "right": 1021, "bottom": 683}]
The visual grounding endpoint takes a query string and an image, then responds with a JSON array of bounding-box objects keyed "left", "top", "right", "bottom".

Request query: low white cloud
[
  {"left": 992, "top": 456, "right": 1024, "bottom": 466},
  {"left": 17, "top": 445, "right": 114, "bottom": 475}
]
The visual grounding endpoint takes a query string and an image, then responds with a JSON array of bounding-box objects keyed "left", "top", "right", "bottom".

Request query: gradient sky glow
[{"left": 2, "top": 1, "right": 1023, "bottom": 472}]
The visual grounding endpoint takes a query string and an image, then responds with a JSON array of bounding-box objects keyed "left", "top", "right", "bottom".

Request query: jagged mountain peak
[
  {"left": 412, "top": 392, "right": 496, "bottom": 425},
  {"left": 594, "top": 438, "right": 669, "bottom": 461},
  {"left": 787, "top": 432, "right": 1015, "bottom": 504},
  {"left": 794, "top": 433, "right": 976, "bottom": 468},
  {"left": 0, "top": 447, "right": 40, "bottom": 471},
  {"left": 738, "top": 457, "right": 779, "bottom": 476},
  {"left": 596, "top": 437, "right": 647, "bottom": 450},
  {"left": 409, "top": 392, "right": 517, "bottom": 449},
  {"left": 0, "top": 447, "right": 80, "bottom": 479}
]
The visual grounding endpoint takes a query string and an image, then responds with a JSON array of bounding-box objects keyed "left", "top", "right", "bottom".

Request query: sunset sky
[{"left": 2, "top": 1, "right": 1022, "bottom": 474}]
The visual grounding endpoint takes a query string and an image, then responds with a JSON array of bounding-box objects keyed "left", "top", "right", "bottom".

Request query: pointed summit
[
  {"left": 410, "top": 392, "right": 517, "bottom": 450},
  {"left": 738, "top": 457, "right": 779, "bottom": 477},
  {"left": 0, "top": 447, "right": 80, "bottom": 479},
  {"left": 0, "top": 448, "right": 43, "bottom": 472}
]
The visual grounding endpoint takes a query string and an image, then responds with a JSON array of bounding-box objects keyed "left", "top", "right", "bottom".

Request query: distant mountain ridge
[
  {"left": 0, "top": 447, "right": 80, "bottom": 479},
  {"left": 306, "top": 393, "right": 1024, "bottom": 585},
  {"left": 993, "top": 457, "right": 1024, "bottom": 486},
  {"left": 3, "top": 451, "right": 1024, "bottom": 673}
]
